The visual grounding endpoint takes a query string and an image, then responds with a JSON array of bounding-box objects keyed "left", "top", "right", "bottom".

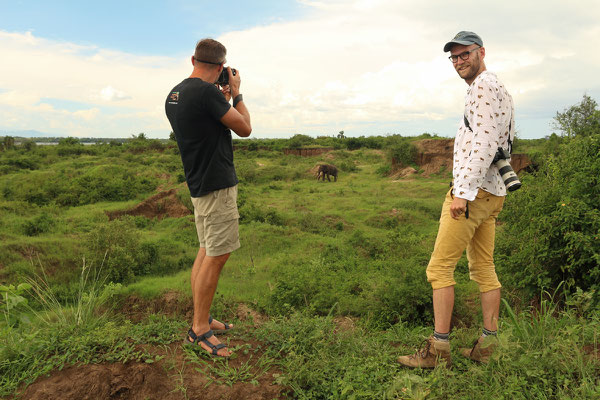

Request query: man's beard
[{"left": 456, "top": 55, "right": 480, "bottom": 81}]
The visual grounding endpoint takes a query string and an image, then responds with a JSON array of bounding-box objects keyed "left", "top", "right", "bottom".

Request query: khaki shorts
[
  {"left": 426, "top": 188, "right": 505, "bottom": 292},
  {"left": 191, "top": 185, "right": 240, "bottom": 257}
]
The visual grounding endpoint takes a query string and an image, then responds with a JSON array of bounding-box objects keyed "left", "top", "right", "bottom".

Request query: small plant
[{"left": 0, "top": 283, "right": 33, "bottom": 327}]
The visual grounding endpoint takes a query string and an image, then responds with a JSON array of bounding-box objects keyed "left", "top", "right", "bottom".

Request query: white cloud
[
  {"left": 99, "top": 86, "right": 131, "bottom": 101},
  {"left": 1, "top": 0, "right": 600, "bottom": 138}
]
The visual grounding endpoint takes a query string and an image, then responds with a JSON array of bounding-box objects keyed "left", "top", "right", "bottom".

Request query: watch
[{"left": 233, "top": 94, "right": 243, "bottom": 107}]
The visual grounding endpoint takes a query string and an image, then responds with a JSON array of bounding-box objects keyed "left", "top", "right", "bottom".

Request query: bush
[
  {"left": 497, "top": 131, "right": 600, "bottom": 303},
  {"left": 389, "top": 140, "right": 417, "bottom": 167},
  {"left": 86, "top": 219, "right": 161, "bottom": 283},
  {"left": 287, "top": 134, "right": 315, "bottom": 149},
  {"left": 339, "top": 160, "right": 358, "bottom": 172},
  {"left": 22, "top": 212, "right": 56, "bottom": 236}
]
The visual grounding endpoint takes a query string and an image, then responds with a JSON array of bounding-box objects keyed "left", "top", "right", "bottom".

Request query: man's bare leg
[
  {"left": 480, "top": 288, "right": 500, "bottom": 331},
  {"left": 433, "top": 286, "right": 455, "bottom": 334},
  {"left": 191, "top": 248, "right": 233, "bottom": 332},
  {"left": 189, "top": 251, "right": 231, "bottom": 356}
]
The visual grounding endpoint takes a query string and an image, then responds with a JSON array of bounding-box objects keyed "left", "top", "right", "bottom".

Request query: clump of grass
[{"left": 25, "top": 256, "right": 112, "bottom": 327}]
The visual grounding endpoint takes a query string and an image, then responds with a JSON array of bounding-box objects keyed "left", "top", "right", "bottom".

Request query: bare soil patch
[
  {"left": 389, "top": 167, "right": 417, "bottom": 180},
  {"left": 333, "top": 316, "right": 358, "bottom": 333},
  {"left": 413, "top": 139, "right": 455, "bottom": 176},
  {"left": 119, "top": 292, "right": 269, "bottom": 330},
  {"left": 106, "top": 189, "right": 191, "bottom": 221},
  {"left": 18, "top": 298, "right": 280, "bottom": 400},
  {"left": 19, "top": 339, "right": 286, "bottom": 400},
  {"left": 120, "top": 290, "right": 193, "bottom": 322},
  {"left": 583, "top": 344, "right": 600, "bottom": 361},
  {"left": 391, "top": 139, "right": 534, "bottom": 179}
]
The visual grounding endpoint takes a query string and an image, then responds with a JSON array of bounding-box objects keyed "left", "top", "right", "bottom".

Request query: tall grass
[{"left": 24, "top": 255, "right": 111, "bottom": 327}]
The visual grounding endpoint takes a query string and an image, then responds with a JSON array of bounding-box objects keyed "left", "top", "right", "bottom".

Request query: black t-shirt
[{"left": 165, "top": 78, "right": 237, "bottom": 197}]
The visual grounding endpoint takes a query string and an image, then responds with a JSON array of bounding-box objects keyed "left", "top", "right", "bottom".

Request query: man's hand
[
  {"left": 450, "top": 197, "right": 468, "bottom": 220},
  {"left": 220, "top": 85, "right": 231, "bottom": 102},
  {"left": 227, "top": 67, "right": 241, "bottom": 97}
]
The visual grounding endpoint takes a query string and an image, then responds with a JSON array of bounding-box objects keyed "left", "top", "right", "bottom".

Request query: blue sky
[
  {"left": 1, "top": 0, "right": 308, "bottom": 55},
  {"left": 1, "top": 0, "right": 599, "bottom": 139}
]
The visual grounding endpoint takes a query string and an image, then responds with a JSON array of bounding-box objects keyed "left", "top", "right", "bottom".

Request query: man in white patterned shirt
[{"left": 398, "top": 31, "right": 514, "bottom": 368}]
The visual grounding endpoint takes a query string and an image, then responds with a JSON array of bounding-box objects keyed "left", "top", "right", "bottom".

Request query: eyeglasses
[
  {"left": 448, "top": 47, "right": 480, "bottom": 63},
  {"left": 193, "top": 57, "right": 226, "bottom": 65}
]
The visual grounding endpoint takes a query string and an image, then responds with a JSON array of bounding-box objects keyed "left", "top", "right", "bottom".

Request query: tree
[
  {"left": 337, "top": 130, "right": 345, "bottom": 139},
  {"left": 2, "top": 136, "right": 15, "bottom": 151},
  {"left": 169, "top": 131, "right": 176, "bottom": 141},
  {"left": 553, "top": 94, "right": 600, "bottom": 137},
  {"left": 58, "top": 137, "right": 80, "bottom": 146},
  {"left": 287, "top": 134, "right": 315, "bottom": 149}
]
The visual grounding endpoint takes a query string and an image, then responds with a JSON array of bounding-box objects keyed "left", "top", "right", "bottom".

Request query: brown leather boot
[
  {"left": 397, "top": 336, "right": 452, "bottom": 368},
  {"left": 460, "top": 335, "right": 497, "bottom": 363}
]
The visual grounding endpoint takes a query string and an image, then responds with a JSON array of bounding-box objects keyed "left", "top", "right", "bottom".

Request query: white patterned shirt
[{"left": 452, "top": 70, "right": 514, "bottom": 201}]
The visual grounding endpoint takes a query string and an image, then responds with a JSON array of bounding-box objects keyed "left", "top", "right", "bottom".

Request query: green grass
[{"left": 1, "top": 137, "right": 598, "bottom": 399}]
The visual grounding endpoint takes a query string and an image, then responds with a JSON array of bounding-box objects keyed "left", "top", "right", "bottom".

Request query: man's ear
[
  {"left": 191, "top": 56, "right": 195, "bottom": 66},
  {"left": 479, "top": 46, "right": 486, "bottom": 60}
]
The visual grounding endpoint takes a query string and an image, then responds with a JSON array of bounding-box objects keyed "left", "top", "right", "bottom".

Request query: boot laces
[{"left": 410, "top": 339, "right": 432, "bottom": 360}]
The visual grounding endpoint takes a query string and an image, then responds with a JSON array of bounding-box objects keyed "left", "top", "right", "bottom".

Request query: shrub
[
  {"left": 389, "top": 140, "right": 417, "bottom": 167},
  {"left": 339, "top": 160, "right": 358, "bottom": 172},
  {"left": 287, "top": 134, "right": 315, "bottom": 149},
  {"left": 22, "top": 212, "right": 56, "bottom": 236},
  {"left": 497, "top": 131, "right": 600, "bottom": 303},
  {"left": 345, "top": 137, "right": 361, "bottom": 150},
  {"left": 86, "top": 220, "right": 161, "bottom": 284}
]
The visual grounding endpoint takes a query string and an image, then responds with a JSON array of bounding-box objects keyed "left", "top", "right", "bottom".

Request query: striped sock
[{"left": 433, "top": 331, "right": 450, "bottom": 342}]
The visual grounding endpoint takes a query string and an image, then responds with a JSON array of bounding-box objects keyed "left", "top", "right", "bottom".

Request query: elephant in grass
[{"left": 316, "top": 164, "right": 338, "bottom": 182}]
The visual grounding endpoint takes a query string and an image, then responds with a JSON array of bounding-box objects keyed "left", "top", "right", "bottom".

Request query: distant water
[{"left": 34, "top": 142, "right": 97, "bottom": 146}]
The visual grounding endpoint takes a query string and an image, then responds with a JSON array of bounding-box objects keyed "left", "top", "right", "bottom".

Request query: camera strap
[{"left": 463, "top": 114, "right": 513, "bottom": 154}]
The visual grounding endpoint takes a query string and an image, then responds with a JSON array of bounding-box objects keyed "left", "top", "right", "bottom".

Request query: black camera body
[
  {"left": 216, "top": 68, "right": 236, "bottom": 86},
  {"left": 493, "top": 147, "right": 521, "bottom": 191}
]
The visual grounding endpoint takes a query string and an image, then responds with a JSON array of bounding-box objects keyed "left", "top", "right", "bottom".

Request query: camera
[
  {"left": 493, "top": 147, "right": 521, "bottom": 191},
  {"left": 216, "top": 67, "right": 236, "bottom": 86}
]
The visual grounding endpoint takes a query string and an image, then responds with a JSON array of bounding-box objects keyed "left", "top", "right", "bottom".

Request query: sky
[{"left": 1, "top": 0, "right": 599, "bottom": 140}]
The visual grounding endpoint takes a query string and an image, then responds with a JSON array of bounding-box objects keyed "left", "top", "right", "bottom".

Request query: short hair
[{"left": 194, "top": 38, "right": 227, "bottom": 65}]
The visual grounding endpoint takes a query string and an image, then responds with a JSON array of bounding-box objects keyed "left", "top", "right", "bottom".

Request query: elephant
[{"left": 316, "top": 164, "right": 338, "bottom": 182}]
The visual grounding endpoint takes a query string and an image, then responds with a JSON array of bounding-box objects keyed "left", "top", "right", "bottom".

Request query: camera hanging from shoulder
[{"left": 463, "top": 114, "right": 521, "bottom": 192}]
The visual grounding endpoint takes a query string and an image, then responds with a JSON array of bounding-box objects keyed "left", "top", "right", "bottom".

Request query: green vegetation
[
  {"left": 498, "top": 96, "right": 600, "bottom": 304},
  {"left": 1, "top": 101, "right": 599, "bottom": 399}
]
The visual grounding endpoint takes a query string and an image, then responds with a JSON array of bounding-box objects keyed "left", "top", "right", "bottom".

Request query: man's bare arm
[{"left": 220, "top": 67, "right": 251, "bottom": 137}]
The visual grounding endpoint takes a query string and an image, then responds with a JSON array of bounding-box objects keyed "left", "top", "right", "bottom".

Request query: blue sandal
[
  {"left": 209, "top": 315, "right": 233, "bottom": 334},
  {"left": 184, "top": 328, "right": 229, "bottom": 357}
]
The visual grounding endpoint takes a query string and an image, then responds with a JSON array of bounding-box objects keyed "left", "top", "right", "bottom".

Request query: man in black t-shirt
[{"left": 165, "top": 38, "right": 251, "bottom": 358}]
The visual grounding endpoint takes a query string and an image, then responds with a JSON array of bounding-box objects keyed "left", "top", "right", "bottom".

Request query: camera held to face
[
  {"left": 216, "top": 68, "right": 236, "bottom": 86},
  {"left": 493, "top": 147, "right": 521, "bottom": 192}
]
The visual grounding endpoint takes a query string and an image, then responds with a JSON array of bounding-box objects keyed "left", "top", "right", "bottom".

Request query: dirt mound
[
  {"left": 20, "top": 362, "right": 178, "bottom": 400},
  {"left": 106, "top": 189, "right": 192, "bottom": 221},
  {"left": 413, "top": 139, "right": 455, "bottom": 176},
  {"left": 19, "top": 340, "right": 285, "bottom": 400},
  {"left": 283, "top": 147, "right": 333, "bottom": 156},
  {"left": 391, "top": 139, "right": 534, "bottom": 179},
  {"left": 120, "top": 291, "right": 193, "bottom": 322},
  {"left": 390, "top": 166, "right": 417, "bottom": 180},
  {"left": 510, "top": 153, "right": 534, "bottom": 173},
  {"left": 120, "top": 292, "right": 268, "bottom": 328}
]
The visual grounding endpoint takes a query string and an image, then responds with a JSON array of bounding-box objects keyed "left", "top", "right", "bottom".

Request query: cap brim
[{"left": 443, "top": 40, "right": 475, "bottom": 52}]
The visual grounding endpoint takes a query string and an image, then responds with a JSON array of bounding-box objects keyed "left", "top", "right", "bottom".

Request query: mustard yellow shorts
[
  {"left": 191, "top": 185, "right": 240, "bottom": 257},
  {"left": 426, "top": 188, "right": 504, "bottom": 292}
]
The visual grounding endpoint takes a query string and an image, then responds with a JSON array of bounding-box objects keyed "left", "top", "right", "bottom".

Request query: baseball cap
[{"left": 443, "top": 31, "right": 483, "bottom": 52}]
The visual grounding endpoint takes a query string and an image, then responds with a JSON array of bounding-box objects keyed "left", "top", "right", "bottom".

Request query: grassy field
[{"left": 1, "top": 136, "right": 599, "bottom": 399}]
